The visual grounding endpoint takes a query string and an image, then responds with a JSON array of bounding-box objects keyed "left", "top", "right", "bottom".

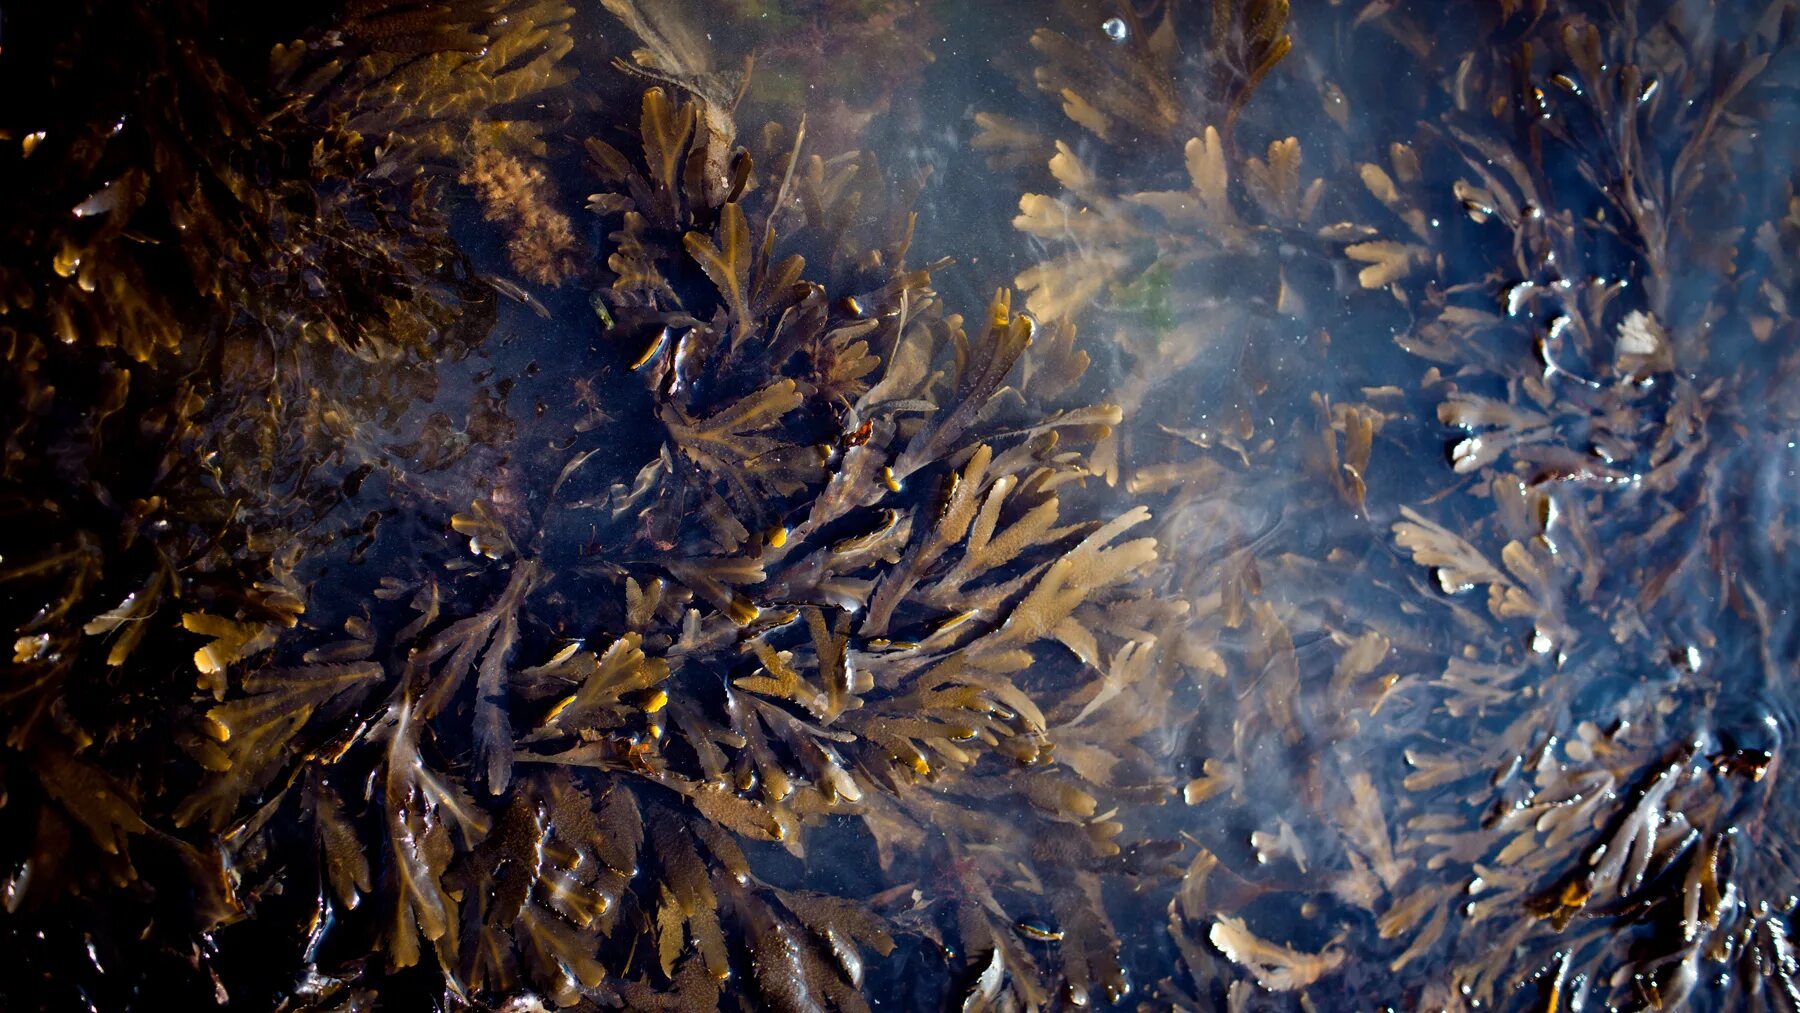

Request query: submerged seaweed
[
  {"left": 988, "top": 0, "right": 1800, "bottom": 1009},
  {"left": 3, "top": 2, "right": 1168, "bottom": 1008},
  {"left": 1, "top": 0, "right": 1797, "bottom": 1011}
]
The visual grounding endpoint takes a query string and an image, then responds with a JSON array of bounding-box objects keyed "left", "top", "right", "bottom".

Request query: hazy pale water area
[{"left": 1, "top": 1, "right": 1798, "bottom": 1010}]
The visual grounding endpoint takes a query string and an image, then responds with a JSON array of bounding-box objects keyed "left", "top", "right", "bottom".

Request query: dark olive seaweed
[{"left": 1, "top": 0, "right": 1796, "bottom": 1011}]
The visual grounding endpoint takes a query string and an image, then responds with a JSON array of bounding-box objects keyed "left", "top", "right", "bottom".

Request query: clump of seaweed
[
  {"left": 1336, "top": 3, "right": 1800, "bottom": 1007},
  {"left": 0, "top": 3, "right": 1187, "bottom": 1009},
  {"left": 0, "top": 0, "right": 583, "bottom": 1006},
  {"left": 987, "top": 0, "right": 1800, "bottom": 1008},
  {"left": 271, "top": 0, "right": 580, "bottom": 178},
  {"left": 596, "top": 0, "right": 941, "bottom": 157},
  {"left": 275, "top": 0, "right": 585, "bottom": 291},
  {"left": 190, "top": 73, "right": 1164, "bottom": 1007},
  {"left": 971, "top": 0, "right": 1360, "bottom": 502},
  {"left": 461, "top": 142, "right": 584, "bottom": 285},
  {"left": 6, "top": 0, "right": 1797, "bottom": 1008}
]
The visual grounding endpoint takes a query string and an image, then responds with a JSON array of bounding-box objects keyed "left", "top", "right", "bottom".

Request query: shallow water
[{"left": 1, "top": 1, "right": 1797, "bottom": 1010}]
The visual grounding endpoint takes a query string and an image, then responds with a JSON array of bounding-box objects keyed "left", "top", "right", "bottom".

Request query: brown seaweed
[
  {"left": 984, "top": 0, "right": 1799, "bottom": 1009},
  {"left": 0, "top": 0, "right": 1182, "bottom": 1003},
  {"left": 3, "top": 0, "right": 1796, "bottom": 1009}
]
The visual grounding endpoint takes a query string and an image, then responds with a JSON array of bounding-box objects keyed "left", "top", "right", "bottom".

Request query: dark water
[{"left": 1, "top": 1, "right": 1797, "bottom": 1010}]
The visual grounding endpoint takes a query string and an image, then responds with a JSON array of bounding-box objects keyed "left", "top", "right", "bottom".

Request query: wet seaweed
[
  {"left": 2, "top": 1, "right": 1176, "bottom": 1006},
  {"left": 986, "top": 0, "right": 1799, "bottom": 1009},
  {"left": 3, "top": 0, "right": 1796, "bottom": 1010}
]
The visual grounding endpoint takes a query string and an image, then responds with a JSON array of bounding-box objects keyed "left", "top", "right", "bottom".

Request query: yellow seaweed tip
[{"left": 545, "top": 693, "right": 578, "bottom": 722}]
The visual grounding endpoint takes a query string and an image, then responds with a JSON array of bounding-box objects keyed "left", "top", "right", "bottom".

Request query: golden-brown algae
[{"left": 0, "top": 0, "right": 1795, "bottom": 1011}]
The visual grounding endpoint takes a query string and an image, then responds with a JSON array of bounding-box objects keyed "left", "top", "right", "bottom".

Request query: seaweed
[
  {"left": 4, "top": 0, "right": 1796, "bottom": 1009},
  {"left": 271, "top": 0, "right": 579, "bottom": 177},
  {"left": 976, "top": 0, "right": 1800, "bottom": 1008},
  {"left": 1334, "top": 6, "right": 1800, "bottom": 1005},
  {"left": 461, "top": 144, "right": 584, "bottom": 286},
  {"left": 0, "top": 0, "right": 570, "bottom": 1005},
  {"left": 0, "top": 0, "right": 1183, "bottom": 1001}
]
